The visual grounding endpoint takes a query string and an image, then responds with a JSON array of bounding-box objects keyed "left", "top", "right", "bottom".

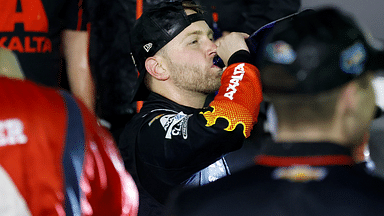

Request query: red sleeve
[
  {"left": 201, "top": 63, "right": 263, "bottom": 137},
  {"left": 78, "top": 99, "right": 139, "bottom": 216}
]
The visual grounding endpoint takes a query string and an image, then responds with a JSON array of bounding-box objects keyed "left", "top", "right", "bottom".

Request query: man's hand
[{"left": 215, "top": 32, "right": 249, "bottom": 66}]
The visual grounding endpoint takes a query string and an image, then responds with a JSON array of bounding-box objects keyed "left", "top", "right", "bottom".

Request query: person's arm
[
  {"left": 62, "top": 29, "right": 95, "bottom": 113},
  {"left": 208, "top": 32, "right": 263, "bottom": 137}
]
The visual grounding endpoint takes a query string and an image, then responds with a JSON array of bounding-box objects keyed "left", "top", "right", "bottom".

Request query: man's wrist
[{"left": 227, "top": 50, "right": 252, "bottom": 66}]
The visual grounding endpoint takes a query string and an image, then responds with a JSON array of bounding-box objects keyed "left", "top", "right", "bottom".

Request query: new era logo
[{"left": 143, "top": 43, "right": 153, "bottom": 52}]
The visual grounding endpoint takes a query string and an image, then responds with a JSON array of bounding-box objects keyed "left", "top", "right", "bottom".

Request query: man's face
[{"left": 160, "top": 9, "right": 223, "bottom": 95}]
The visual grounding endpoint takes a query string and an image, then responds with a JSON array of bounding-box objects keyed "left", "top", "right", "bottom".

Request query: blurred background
[{"left": 301, "top": 0, "right": 383, "bottom": 40}]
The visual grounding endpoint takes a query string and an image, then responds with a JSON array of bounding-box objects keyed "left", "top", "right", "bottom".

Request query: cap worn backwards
[
  {"left": 259, "top": 7, "right": 384, "bottom": 95},
  {"left": 130, "top": 0, "right": 205, "bottom": 102}
]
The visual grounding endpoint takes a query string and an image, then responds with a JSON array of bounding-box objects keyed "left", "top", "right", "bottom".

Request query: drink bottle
[{"left": 214, "top": 10, "right": 313, "bottom": 68}]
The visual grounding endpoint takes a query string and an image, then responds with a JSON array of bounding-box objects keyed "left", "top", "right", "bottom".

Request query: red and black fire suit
[
  {"left": 0, "top": 77, "right": 139, "bottom": 215},
  {"left": 166, "top": 141, "right": 384, "bottom": 216},
  {"left": 118, "top": 51, "right": 263, "bottom": 210}
]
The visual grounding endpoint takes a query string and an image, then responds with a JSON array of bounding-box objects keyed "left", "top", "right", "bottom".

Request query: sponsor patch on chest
[{"left": 159, "top": 112, "right": 191, "bottom": 139}]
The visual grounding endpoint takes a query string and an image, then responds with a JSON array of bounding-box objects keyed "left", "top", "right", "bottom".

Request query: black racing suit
[
  {"left": 166, "top": 141, "right": 384, "bottom": 216},
  {"left": 119, "top": 51, "right": 263, "bottom": 211}
]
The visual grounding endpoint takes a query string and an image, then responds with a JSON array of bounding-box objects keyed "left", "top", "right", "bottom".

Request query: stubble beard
[{"left": 169, "top": 59, "right": 222, "bottom": 95}]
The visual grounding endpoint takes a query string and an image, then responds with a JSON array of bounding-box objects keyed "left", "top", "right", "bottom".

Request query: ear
[
  {"left": 338, "top": 82, "right": 359, "bottom": 115},
  {"left": 145, "top": 57, "right": 169, "bottom": 81}
]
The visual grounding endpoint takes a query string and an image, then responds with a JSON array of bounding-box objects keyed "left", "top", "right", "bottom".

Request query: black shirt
[
  {"left": 119, "top": 92, "right": 245, "bottom": 205},
  {"left": 0, "top": 0, "right": 88, "bottom": 87},
  {"left": 167, "top": 141, "right": 384, "bottom": 216}
]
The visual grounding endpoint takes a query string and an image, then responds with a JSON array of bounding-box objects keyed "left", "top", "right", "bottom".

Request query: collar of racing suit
[{"left": 255, "top": 142, "right": 355, "bottom": 167}]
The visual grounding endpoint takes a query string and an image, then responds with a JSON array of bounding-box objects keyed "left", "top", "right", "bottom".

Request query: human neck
[
  {"left": 275, "top": 122, "right": 347, "bottom": 145},
  {"left": 153, "top": 85, "right": 208, "bottom": 109},
  {"left": 169, "top": 90, "right": 207, "bottom": 108}
]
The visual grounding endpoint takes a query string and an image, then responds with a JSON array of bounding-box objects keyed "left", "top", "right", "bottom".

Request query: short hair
[
  {"left": 268, "top": 72, "right": 373, "bottom": 127},
  {"left": 182, "top": 1, "right": 204, "bottom": 13}
]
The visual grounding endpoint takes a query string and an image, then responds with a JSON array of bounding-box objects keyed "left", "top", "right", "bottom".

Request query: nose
[{"left": 207, "top": 39, "right": 217, "bottom": 57}]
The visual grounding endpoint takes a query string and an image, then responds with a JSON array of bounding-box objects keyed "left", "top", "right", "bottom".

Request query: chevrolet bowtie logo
[{"left": 143, "top": 43, "right": 153, "bottom": 52}]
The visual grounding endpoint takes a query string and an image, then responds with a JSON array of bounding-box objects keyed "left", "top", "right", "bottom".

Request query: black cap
[
  {"left": 130, "top": 0, "right": 205, "bottom": 102},
  {"left": 259, "top": 7, "right": 384, "bottom": 95}
]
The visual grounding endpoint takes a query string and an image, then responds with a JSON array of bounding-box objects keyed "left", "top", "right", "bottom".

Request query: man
[
  {"left": 0, "top": 62, "right": 139, "bottom": 214},
  {"left": 0, "top": 0, "right": 95, "bottom": 112},
  {"left": 118, "top": 0, "right": 263, "bottom": 212},
  {"left": 166, "top": 8, "right": 384, "bottom": 216}
]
